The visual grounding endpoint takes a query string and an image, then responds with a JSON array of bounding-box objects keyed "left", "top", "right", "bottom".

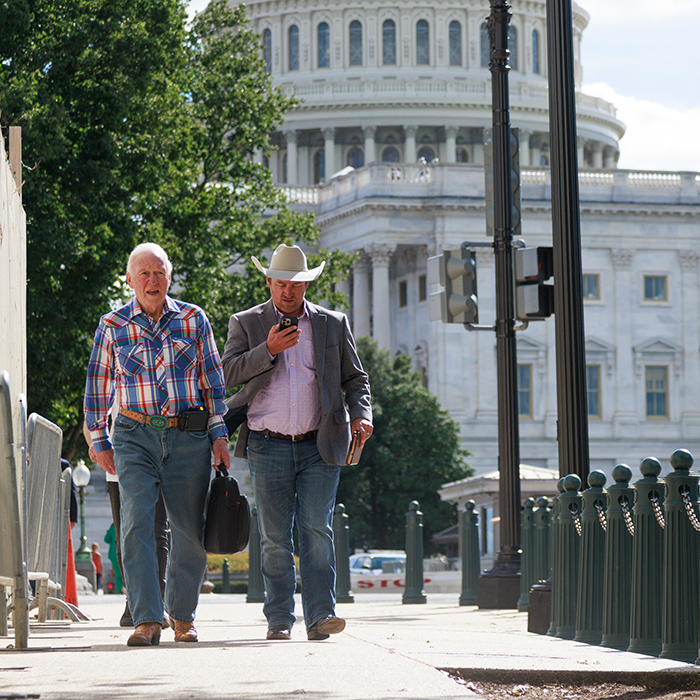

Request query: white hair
[{"left": 127, "top": 243, "right": 172, "bottom": 277}]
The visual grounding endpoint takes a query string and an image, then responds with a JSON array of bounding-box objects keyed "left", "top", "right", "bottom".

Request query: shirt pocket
[
  {"left": 116, "top": 344, "right": 145, "bottom": 377},
  {"left": 172, "top": 337, "right": 198, "bottom": 372}
]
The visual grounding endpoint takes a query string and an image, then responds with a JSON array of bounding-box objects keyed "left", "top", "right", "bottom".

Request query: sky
[{"left": 186, "top": 0, "right": 700, "bottom": 173}]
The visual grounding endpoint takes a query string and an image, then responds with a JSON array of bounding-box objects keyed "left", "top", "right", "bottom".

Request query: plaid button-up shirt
[{"left": 84, "top": 296, "right": 227, "bottom": 453}]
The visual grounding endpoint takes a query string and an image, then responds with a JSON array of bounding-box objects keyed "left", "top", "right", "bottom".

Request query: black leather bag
[{"left": 204, "top": 467, "right": 251, "bottom": 555}]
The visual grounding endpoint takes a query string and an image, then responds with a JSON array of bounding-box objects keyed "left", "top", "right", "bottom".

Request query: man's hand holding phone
[{"left": 266, "top": 316, "right": 301, "bottom": 355}]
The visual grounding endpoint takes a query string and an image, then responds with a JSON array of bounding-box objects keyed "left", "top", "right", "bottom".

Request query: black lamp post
[
  {"left": 477, "top": 0, "right": 522, "bottom": 610},
  {"left": 73, "top": 459, "right": 96, "bottom": 590}
]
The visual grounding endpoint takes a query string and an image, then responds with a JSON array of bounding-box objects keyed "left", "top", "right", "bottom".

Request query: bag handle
[{"left": 214, "top": 463, "right": 229, "bottom": 477}]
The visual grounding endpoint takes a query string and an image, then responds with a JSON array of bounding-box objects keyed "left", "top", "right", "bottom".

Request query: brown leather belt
[
  {"left": 257, "top": 429, "right": 317, "bottom": 442},
  {"left": 120, "top": 408, "right": 179, "bottom": 430}
]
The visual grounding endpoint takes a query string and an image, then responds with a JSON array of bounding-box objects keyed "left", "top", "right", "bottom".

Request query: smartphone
[{"left": 278, "top": 316, "right": 299, "bottom": 334}]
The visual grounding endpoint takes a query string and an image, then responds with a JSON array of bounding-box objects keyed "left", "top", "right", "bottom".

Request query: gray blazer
[{"left": 221, "top": 299, "right": 372, "bottom": 466}]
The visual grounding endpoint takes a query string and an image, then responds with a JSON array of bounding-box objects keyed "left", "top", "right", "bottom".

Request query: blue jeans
[
  {"left": 247, "top": 432, "right": 341, "bottom": 631},
  {"left": 113, "top": 414, "right": 211, "bottom": 626}
]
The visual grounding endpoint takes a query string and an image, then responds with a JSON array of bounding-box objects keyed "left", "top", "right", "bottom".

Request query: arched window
[
  {"left": 314, "top": 149, "right": 325, "bottom": 183},
  {"left": 508, "top": 26, "right": 517, "bottom": 70},
  {"left": 347, "top": 147, "right": 364, "bottom": 168},
  {"left": 416, "top": 19, "right": 429, "bottom": 65},
  {"left": 263, "top": 29, "right": 272, "bottom": 73},
  {"left": 288, "top": 25, "right": 299, "bottom": 71},
  {"left": 456, "top": 147, "right": 469, "bottom": 163},
  {"left": 349, "top": 20, "right": 363, "bottom": 66},
  {"left": 383, "top": 19, "right": 396, "bottom": 65},
  {"left": 382, "top": 147, "right": 400, "bottom": 163},
  {"left": 449, "top": 20, "right": 461, "bottom": 66},
  {"left": 540, "top": 154, "right": 549, "bottom": 167},
  {"left": 532, "top": 29, "right": 540, "bottom": 74},
  {"left": 480, "top": 22, "right": 489, "bottom": 67},
  {"left": 417, "top": 146, "right": 435, "bottom": 162},
  {"left": 318, "top": 22, "right": 330, "bottom": 68}
]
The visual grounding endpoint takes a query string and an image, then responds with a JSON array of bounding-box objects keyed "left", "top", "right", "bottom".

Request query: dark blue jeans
[
  {"left": 113, "top": 414, "right": 211, "bottom": 627},
  {"left": 247, "top": 431, "right": 340, "bottom": 631}
]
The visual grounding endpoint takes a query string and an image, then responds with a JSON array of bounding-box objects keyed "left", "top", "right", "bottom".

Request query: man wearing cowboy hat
[{"left": 222, "top": 244, "right": 373, "bottom": 641}]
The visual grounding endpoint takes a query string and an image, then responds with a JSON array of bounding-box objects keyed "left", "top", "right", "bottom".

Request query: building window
[
  {"left": 383, "top": 19, "right": 396, "bottom": 65},
  {"left": 349, "top": 20, "right": 363, "bottom": 66},
  {"left": 416, "top": 19, "right": 429, "bottom": 65},
  {"left": 382, "top": 146, "right": 400, "bottom": 162},
  {"left": 644, "top": 275, "right": 667, "bottom": 301},
  {"left": 318, "top": 22, "right": 330, "bottom": 68},
  {"left": 263, "top": 29, "right": 272, "bottom": 73},
  {"left": 417, "top": 146, "right": 434, "bottom": 163},
  {"left": 583, "top": 274, "right": 600, "bottom": 300},
  {"left": 449, "top": 20, "right": 462, "bottom": 66},
  {"left": 262, "top": 153, "right": 270, "bottom": 169},
  {"left": 586, "top": 365, "right": 601, "bottom": 418},
  {"left": 517, "top": 364, "right": 532, "bottom": 417},
  {"left": 645, "top": 366, "right": 668, "bottom": 419},
  {"left": 456, "top": 147, "right": 469, "bottom": 163},
  {"left": 288, "top": 25, "right": 299, "bottom": 71},
  {"left": 347, "top": 147, "right": 364, "bottom": 168},
  {"left": 532, "top": 29, "right": 540, "bottom": 74},
  {"left": 314, "top": 149, "right": 325, "bottom": 183},
  {"left": 399, "top": 280, "right": 408, "bottom": 308},
  {"left": 418, "top": 274, "right": 427, "bottom": 302},
  {"left": 508, "top": 26, "right": 517, "bottom": 70},
  {"left": 540, "top": 154, "right": 549, "bottom": 166},
  {"left": 480, "top": 22, "right": 489, "bottom": 67}
]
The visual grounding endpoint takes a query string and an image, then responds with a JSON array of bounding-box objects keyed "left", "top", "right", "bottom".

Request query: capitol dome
[{"left": 244, "top": 0, "right": 625, "bottom": 184}]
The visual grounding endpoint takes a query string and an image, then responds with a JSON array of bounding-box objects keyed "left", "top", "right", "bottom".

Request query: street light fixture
[{"left": 73, "top": 459, "right": 91, "bottom": 564}]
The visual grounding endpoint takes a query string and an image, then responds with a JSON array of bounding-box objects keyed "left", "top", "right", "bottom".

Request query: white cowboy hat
[{"left": 252, "top": 244, "right": 325, "bottom": 282}]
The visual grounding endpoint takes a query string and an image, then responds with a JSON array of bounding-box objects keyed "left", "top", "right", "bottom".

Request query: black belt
[{"left": 255, "top": 429, "right": 317, "bottom": 442}]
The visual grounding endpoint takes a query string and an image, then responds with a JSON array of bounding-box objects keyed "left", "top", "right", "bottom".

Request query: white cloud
[
  {"left": 186, "top": 0, "right": 211, "bottom": 22},
  {"left": 583, "top": 82, "right": 700, "bottom": 173},
  {"left": 577, "top": 0, "right": 700, "bottom": 27}
]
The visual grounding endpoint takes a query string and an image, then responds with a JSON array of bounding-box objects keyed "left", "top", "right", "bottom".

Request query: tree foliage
[
  {"left": 337, "top": 337, "right": 472, "bottom": 553},
  {"left": 0, "top": 0, "right": 353, "bottom": 456}
]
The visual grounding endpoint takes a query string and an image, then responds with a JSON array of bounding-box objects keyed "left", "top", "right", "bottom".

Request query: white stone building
[{"left": 239, "top": 0, "right": 700, "bottom": 488}]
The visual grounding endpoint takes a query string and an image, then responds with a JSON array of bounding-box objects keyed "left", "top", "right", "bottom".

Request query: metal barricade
[{"left": 0, "top": 371, "right": 29, "bottom": 648}]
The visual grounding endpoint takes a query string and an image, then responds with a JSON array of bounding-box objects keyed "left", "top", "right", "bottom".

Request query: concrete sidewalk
[{"left": 1, "top": 594, "right": 698, "bottom": 700}]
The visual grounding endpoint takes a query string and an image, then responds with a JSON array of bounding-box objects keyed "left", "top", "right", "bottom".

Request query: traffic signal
[
  {"left": 514, "top": 246, "right": 554, "bottom": 320},
  {"left": 483, "top": 128, "right": 521, "bottom": 239},
  {"left": 427, "top": 248, "right": 478, "bottom": 324}
]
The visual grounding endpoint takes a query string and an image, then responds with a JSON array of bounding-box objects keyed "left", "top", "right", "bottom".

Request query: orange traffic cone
[{"left": 65, "top": 522, "right": 78, "bottom": 608}]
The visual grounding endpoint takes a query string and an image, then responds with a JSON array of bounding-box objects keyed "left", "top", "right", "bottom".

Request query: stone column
[
  {"left": 283, "top": 129, "right": 298, "bottom": 185},
  {"left": 403, "top": 125, "right": 417, "bottom": 163},
  {"left": 611, "top": 249, "right": 637, "bottom": 438},
  {"left": 445, "top": 126, "right": 458, "bottom": 163},
  {"left": 591, "top": 142, "right": 603, "bottom": 169},
  {"left": 519, "top": 130, "right": 533, "bottom": 167},
  {"left": 363, "top": 126, "right": 377, "bottom": 164},
  {"left": 334, "top": 277, "right": 350, "bottom": 311},
  {"left": 253, "top": 149, "right": 263, "bottom": 165},
  {"left": 323, "top": 127, "right": 336, "bottom": 179},
  {"left": 367, "top": 244, "right": 394, "bottom": 349},
  {"left": 603, "top": 147, "right": 617, "bottom": 170},
  {"left": 679, "top": 251, "right": 700, "bottom": 434},
  {"left": 577, "top": 138, "right": 586, "bottom": 168},
  {"left": 352, "top": 255, "right": 371, "bottom": 338}
]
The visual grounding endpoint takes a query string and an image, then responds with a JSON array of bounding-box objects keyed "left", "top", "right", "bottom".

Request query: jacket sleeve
[
  {"left": 221, "top": 312, "right": 277, "bottom": 393},
  {"left": 339, "top": 315, "right": 372, "bottom": 423}
]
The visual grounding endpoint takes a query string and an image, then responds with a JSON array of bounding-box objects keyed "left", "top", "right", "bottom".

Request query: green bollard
[
  {"left": 660, "top": 450, "right": 700, "bottom": 663},
  {"left": 628, "top": 457, "right": 664, "bottom": 656},
  {"left": 534, "top": 496, "right": 551, "bottom": 583},
  {"left": 403, "top": 501, "right": 427, "bottom": 604},
  {"left": 555, "top": 474, "right": 582, "bottom": 640},
  {"left": 574, "top": 470, "right": 607, "bottom": 644},
  {"left": 222, "top": 558, "right": 231, "bottom": 594},
  {"left": 601, "top": 464, "right": 634, "bottom": 649},
  {"left": 517, "top": 498, "right": 536, "bottom": 612},
  {"left": 333, "top": 504, "right": 354, "bottom": 604},
  {"left": 459, "top": 500, "right": 480, "bottom": 606},
  {"left": 246, "top": 506, "right": 266, "bottom": 604},
  {"left": 547, "top": 478, "right": 566, "bottom": 637}
]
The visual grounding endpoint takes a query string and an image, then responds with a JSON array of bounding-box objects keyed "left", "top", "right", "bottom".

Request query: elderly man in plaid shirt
[{"left": 84, "top": 242, "right": 229, "bottom": 647}]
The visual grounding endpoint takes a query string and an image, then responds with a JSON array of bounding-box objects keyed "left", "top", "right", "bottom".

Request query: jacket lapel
[{"left": 309, "top": 303, "right": 327, "bottom": 380}]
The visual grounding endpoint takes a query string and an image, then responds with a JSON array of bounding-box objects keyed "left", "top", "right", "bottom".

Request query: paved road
[{"left": 1, "top": 594, "right": 697, "bottom": 700}]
